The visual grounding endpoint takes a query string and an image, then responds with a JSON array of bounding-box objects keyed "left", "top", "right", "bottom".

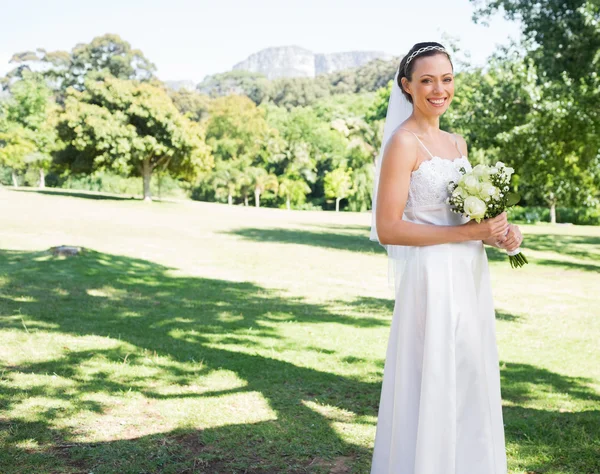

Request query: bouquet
[{"left": 447, "top": 162, "right": 528, "bottom": 268}]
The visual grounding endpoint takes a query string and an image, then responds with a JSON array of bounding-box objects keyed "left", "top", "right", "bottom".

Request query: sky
[{"left": 0, "top": 0, "right": 522, "bottom": 83}]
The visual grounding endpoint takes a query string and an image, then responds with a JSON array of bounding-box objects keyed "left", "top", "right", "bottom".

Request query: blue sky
[{"left": 0, "top": 0, "right": 522, "bottom": 83}]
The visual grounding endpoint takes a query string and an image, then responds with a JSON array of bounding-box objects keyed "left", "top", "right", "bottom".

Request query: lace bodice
[{"left": 406, "top": 156, "right": 472, "bottom": 208}]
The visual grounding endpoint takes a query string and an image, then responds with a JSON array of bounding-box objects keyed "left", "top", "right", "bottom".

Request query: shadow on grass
[
  {"left": 524, "top": 234, "right": 600, "bottom": 262},
  {"left": 0, "top": 248, "right": 383, "bottom": 473},
  {"left": 224, "top": 227, "right": 385, "bottom": 254},
  {"left": 495, "top": 311, "right": 521, "bottom": 322},
  {"left": 485, "top": 236, "right": 600, "bottom": 273},
  {"left": 0, "top": 249, "right": 598, "bottom": 473},
  {"left": 501, "top": 362, "right": 600, "bottom": 405},
  {"left": 500, "top": 362, "right": 600, "bottom": 473},
  {"left": 12, "top": 187, "right": 137, "bottom": 201}
]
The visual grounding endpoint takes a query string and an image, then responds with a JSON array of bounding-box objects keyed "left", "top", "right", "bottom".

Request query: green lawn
[{"left": 0, "top": 187, "right": 599, "bottom": 474}]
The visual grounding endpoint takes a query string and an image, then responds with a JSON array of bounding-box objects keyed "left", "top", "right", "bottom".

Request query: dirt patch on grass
[{"left": 307, "top": 455, "right": 354, "bottom": 473}]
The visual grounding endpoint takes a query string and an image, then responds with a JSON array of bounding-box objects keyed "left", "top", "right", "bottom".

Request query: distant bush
[
  {"left": 507, "top": 206, "right": 550, "bottom": 223},
  {"left": 0, "top": 166, "right": 12, "bottom": 185},
  {"left": 59, "top": 171, "right": 189, "bottom": 199},
  {"left": 508, "top": 206, "right": 600, "bottom": 225},
  {"left": 293, "top": 202, "right": 323, "bottom": 211}
]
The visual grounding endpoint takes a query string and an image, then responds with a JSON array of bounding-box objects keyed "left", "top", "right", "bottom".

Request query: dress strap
[
  {"left": 452, "top": 133, "right": 462, "bottom": 155},
  {"left": 399, "top": 128, "right": 434, "bottom": 159}
]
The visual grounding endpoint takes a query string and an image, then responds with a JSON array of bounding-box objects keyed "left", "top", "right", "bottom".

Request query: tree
[
  {"left": 197, "top": 70, "right": 271, "bottom": 104},
  {"left": 331, "top": 116, "right": 377, "bottom": 211},
  {"left": 466, "top": 2, "right": 600, "bottom": 220},
  {"left": 278, "top": 175, "right": 311, "bottom": 210},
  {"left": 212, "top": 160, "right": 242, "bottom": 205},
  {"left": 324, "top": 167, "right": 352, "bottom": 212},
  {"left": 471, "top": 0, "right": 600, "bottom": 82},
  {"left": 0, "top": 72, "right": 58, "bottom": 187},
  {"left": 206, "top": 95, "right": 274, "bottom": 163},
  {"left": 247, "top": 167, "right": 278, "bottom": 207},
  {"left": 5, "top": 34, "right": 156, "bottom": 93},
  {"left": 56, "top": 77, "right": 212, "bottom": 201},
  {"left": 169, "top": 89, "right": 211, "bottom": 122},
  {"left": 0, "top": 122, "right": 35, "bottom": 187}
]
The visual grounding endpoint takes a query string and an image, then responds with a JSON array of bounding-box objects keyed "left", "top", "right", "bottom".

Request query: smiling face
[{"left": 401, "top": 53, "right": 454, "bottom": 117}]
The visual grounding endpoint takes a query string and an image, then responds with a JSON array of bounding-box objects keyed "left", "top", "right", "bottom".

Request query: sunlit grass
[{"left": 0, "top": 188, "right": 598, "bottom": 473}]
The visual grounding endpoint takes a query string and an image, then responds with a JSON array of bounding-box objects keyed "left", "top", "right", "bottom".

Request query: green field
[{"left": 0, "top": 188, "right": 599, "bottom": 474}]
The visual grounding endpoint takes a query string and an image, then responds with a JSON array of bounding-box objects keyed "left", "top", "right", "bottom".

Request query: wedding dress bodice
[{"left": 406, "top": 156, "right": 472, "bottom": 209}]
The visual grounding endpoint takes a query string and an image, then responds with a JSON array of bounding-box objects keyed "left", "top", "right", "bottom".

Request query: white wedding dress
[{"left": 371, "top": 131, "right": 507, "bottom": 474}]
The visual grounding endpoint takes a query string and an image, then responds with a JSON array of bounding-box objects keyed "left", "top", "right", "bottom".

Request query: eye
[
  {"left": 422, "top": 79, "right": 431, "bottom": 84},
  {"left": 444, "top": 78, "right": 453, "bottom": 82}
]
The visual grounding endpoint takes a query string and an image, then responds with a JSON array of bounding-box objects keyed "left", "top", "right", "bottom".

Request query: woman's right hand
[{"left": 466, "top": 212, "right": 509, "bottom": 241}]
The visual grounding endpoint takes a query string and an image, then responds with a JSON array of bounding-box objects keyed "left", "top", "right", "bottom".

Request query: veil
[{"left": 370, "top": 67, "right": 414, "bottom": 264}]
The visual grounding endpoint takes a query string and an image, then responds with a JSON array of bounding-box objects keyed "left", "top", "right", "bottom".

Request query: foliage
[
  {"left": 197, "top": 70, "right": 271, "bottom": 103},
  {"left": 206, "top": 94, "right": 275, "bottom": 162},
  {"left": 55, "top": 76, "right": 212, "bottom": 200},
  {"left": 198, "top": 58, "right": 399, "bottom": 109},
  {"left": 4, "top": 34, "right": 156, "bottom": 92},
  {"left": 169, "top": 88, "right": 211, "bottom": 122},
  {"left": 0, "top": 71, "right": 58, "bottom": 186},
  {"left": 278, "top": 175, "right": 312, "bottom": 209},
  {"left": 445, "top": 49, "right": 599, "bottom": 217},
  {"left": 471, "top": 0, "right": 600, "bottom": 82},
  {"left": 324, "top": 167, "right": 352, "bottom": 211},
  {"left": 59, "top": 170, "right": 188, "bottom": 198},
  {"left": 507, "top": 205, "right": 600, "bottom": 225}
]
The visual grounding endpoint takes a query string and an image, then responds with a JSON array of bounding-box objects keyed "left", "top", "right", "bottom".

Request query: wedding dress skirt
[{"left": 371, "top": 156, "right": 507, "bottom": 473}]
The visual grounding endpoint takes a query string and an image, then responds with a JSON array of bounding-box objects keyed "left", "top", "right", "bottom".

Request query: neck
[{"left": 410, "top": 106, "right": 441, "bottom": 136}]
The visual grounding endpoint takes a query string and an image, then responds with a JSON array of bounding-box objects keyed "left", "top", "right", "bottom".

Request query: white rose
[
  {"left": 464, "top": 196, "right": 487, "bottom": 221},
  {"left": 472, "top": 164, "right": 490, "bottom": 178},
  {"left": 479, "top": 182, "right": 497, "bottom": 200},
  {"left": 462, "top": 175, "right": 481, "bottom": 194},
  {"left": 452, "top": 187, "right": 466, "bottom": 199}
]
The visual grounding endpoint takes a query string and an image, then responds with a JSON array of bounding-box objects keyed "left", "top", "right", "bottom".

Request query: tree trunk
[
  {"left": 255, "top": 189, "right": 260, "bottom": 208},
  {"left": 142, "top": 160, "right": 152, "bottom": 202},
  {"left": 286, "top": 197, "right": 290, "bottom": 210},
  {"left": 335, "top": 197, "right": 341, "bottom": 212},
  {"left": 244, "top": 194, "right": 249, "bottom": 206},
  {"left": 12, "top": 171, "right": 18, "bottom": 188},
  {"left": 550, "top": 202, "right": 557, "bottom": 224},
  {"left": 228, "top": 193, "right": 233, "bottom": 206},
  {"left": 39, "top": 169, "right": 45, "bottom": 189}
]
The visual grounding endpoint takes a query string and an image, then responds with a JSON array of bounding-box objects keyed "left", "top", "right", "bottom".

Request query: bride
[{"left": 369, "top": 42, "right": 523, "bottom": 473}]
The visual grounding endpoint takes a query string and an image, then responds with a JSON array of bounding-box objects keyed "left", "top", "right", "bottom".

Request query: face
[{"left": 401, "top": 53, "right": 454, "bottom": 116}]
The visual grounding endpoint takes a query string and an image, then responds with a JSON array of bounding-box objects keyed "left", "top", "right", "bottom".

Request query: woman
[{"left": 369, "top": 42, "right": 523, "bottom": 473}]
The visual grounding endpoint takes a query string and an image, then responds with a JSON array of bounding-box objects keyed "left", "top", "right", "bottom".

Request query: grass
[{"left": 0, "top": 187, "right": 599, "bottom": 473}]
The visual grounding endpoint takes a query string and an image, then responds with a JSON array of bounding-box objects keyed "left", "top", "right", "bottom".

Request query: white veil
[{"left": 370, "top": 66, "right": 414, "bottom": 258}]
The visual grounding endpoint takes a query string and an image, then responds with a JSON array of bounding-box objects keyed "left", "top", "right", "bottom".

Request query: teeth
[{"left": 429, "top": 98, "right": 445, "bottom": 104}]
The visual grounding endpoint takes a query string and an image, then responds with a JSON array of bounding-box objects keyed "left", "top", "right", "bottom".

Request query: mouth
[{"left": 427, "top": 97, "right": 448, "bottom": 107}]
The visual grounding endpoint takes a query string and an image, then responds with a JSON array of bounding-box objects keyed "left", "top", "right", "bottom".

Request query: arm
[{"left": 376, "top": 131, "right": 509, "bottom": 246}]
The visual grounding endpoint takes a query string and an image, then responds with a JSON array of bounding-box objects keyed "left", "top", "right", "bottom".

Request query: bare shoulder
[
  {"left": 383, "top": 128, "right": 419, "bottom": 170},
  {"left": 451, "top": 132, "right": 468, "bottom": 157}
]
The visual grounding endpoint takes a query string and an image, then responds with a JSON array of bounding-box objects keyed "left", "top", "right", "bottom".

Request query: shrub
[{"left": 508, "top": 205, "right": 600, "bottom": 225}]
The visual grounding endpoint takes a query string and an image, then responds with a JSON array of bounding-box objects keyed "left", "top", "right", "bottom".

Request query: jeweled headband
[{"left": 404, "top": 46, "right": 448, "bottom": 70}]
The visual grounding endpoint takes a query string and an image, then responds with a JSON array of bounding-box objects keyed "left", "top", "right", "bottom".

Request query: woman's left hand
[{"left": 497, "top": 224, "right": 523, "bottom": 252}]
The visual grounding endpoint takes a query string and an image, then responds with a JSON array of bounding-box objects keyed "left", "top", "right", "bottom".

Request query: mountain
[{"left": 232, "top": 45, "right": 393, "bottom": 79}]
